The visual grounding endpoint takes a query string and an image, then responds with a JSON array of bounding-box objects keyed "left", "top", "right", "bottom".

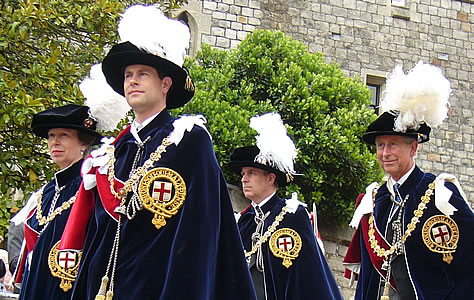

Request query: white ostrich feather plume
[
  {"left": 118, "top": 4, "right": 190, "bottom": 68},
  {"left": 380, "top": 61, "right": 451, "bottom": 132},
  {"left": 80, "top": 64, "right": 131, "bottom": 131},
  {"left": 250, "top": 112, "right": 297, "bottom": 175}
]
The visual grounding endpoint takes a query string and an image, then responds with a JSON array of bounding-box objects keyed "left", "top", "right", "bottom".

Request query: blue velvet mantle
[
  {"left": 354, "top": 166, "right": 474, "bottom": 299},
  {"left": 70, "top": 110, "right": 257, "bottom": 300},
  {"left": 20, "top": 159, "right": 83, "bottom": 300},
  {"left": 238, "top": 194, "right": 343, "bottom": 300}
]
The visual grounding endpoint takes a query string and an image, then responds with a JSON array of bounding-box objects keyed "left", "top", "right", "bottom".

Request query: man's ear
[
  {"left": 267, "top": 172, "right": 277, "bottom": 185},
  {"left": 410, "top": 141, "right": 418, "bottom": 158},
  {"left": 162, "top": 77, "right": 173, "bottom": 93}
]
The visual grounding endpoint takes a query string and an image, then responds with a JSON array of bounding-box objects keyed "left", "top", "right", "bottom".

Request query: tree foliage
[
  {"left": 177, "top": 30, "right": 383, "bottom": 225},
  {"left": 0, "top": 0, "right": 187, "bottom": 237}
]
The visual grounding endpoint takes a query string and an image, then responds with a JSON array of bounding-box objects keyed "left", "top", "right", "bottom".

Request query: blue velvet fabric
[
  {"left": 19, "top": 159, "right": 83, "bottom": 300},
  {"left": 238, "top": 194, "right": 343, "bottom": 300},
  {"left": 71, "top": 110, "right": 257, "bottom": 300},
  {"left": 355, "top": 166, "right": 474, "bottom": 299}
]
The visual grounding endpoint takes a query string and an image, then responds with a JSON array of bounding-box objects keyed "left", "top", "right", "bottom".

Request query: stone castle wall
[{"left": 180, "top": 1, "right": 473, "bottom": 298}]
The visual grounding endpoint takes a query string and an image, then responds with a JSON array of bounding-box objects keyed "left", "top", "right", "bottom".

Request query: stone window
[
  {"left": 391, "top": 0, "right": 407, "bottom": 7},
  {"left": 362, "top": 70, "right": 387, "bottom": 115},
  {"left": 367, "top": 84, "right": 381, "bottom": 114},
  {"left": 177, "top": 11, "right": 198, "bottom": 57}
]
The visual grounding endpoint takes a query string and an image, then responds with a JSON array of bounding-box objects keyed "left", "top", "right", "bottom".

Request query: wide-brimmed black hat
[
  {"left": 31, "top": 104, "right": 103, "bottom": 145},
  {"left": 229, "top": 146, "right": 290, "bottom": 187},
  {"left": 363, "top": 111, "right": 431, "bottom": 145},
  {"left": 102, "top": 41, "right": 194, "bottom": 109}
]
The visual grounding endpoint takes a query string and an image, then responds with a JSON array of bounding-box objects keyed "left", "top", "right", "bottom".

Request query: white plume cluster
[
  {"left": 80, "top": 64, "right": 131, "bottom": 131},
  {"left": 380, "top": 61, "right": 451, "bottom": 132},
  {"left": 118, "top": 4, "right": 190, "bottom": 68},
  {"left": 250, "top": 112, "right": 297, "bottom": 176}
]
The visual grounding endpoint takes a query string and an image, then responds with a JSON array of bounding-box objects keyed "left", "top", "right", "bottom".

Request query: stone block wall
[{"left": 180, "top": 0, "right": 473, "bottom": 298}]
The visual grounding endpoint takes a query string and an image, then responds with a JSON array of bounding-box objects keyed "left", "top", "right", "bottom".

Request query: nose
[
  {"left": 125, "top": 73, "right": 138, "bottom": 86},
  {"left": 50, "top": 136, "right": 60, "bottom": 144},
  {"left": 381, "top": 145, "right": 391, "bottom": 158}
]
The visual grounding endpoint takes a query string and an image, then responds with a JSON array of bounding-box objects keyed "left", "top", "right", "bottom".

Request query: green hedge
[{"left": 176, "top": 30, "right": 383, "bottom": 225}]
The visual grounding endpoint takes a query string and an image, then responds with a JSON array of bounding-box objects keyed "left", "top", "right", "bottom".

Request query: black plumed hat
[
  {"left": 101, "top": 5, "right": 195, "bottom": 109},
  {"left": 31, "top": 104, "right": 103, "bottom": 145},
  {"left": 228, "top": 146, "right": 289, "bottom": 187},
  {"left": 102, "top": 42, "right": 194, "bottom": 109},
  {"left": 362, "top": 111, "right": 431, "bottom": 145}
]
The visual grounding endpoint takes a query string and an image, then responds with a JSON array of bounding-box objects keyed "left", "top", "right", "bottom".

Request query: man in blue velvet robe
[
  {"left": 58, "top": 5, "right": 256, "bottom": 300},
  {"left": 343, "top": 62, "right": 474, "bottom": 299},
  {"left": 229, "top": 113, "right": 343, "bottom": 300}
]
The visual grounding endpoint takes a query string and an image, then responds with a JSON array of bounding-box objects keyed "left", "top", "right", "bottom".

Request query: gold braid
[
  {"left": 106, "top": 137, "right": 172, "bottom": 201},
  {"left": 36, "top": 186, "right": 79, "bottom": 226},
  {"left": 244, "top": 206, "right": 288, "bottom": 259},
  {"left": 368, "top": 181, "right": 435, "bottom": 259}
]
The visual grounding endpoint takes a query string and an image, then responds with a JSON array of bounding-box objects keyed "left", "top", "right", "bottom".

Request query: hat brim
[
  {"left": 32, "top": 124, "right": 103, "bottom": 145},
  {"left": 362, "top": 131, "right": 428, "bottom": 145},
  {"left": 228, "top": 160, "right": 289, "bottom": 187},
  {"left": 102, "top": 43, "right": 194, "bottom": 109},
  {"left": 363, "top": 111, "right": 430, "bottom": 145}
]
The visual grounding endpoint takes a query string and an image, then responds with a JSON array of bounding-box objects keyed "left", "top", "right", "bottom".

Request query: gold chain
[
  {"left": 36, "top": 186, "right": 79, "bottom": 226},
  {"left": 245, "top": 206, "right": 288, "bottom": 259},
  {"left": 368, "top": 182, "right": 435, "bottom": 259},
  {"left": 106, "top": 136, "right": 173, "bottom": 201}
]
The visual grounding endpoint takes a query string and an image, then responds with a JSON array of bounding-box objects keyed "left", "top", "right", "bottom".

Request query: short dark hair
[{"left": 263, "top": 170, "right": 279, "bottom": 188}]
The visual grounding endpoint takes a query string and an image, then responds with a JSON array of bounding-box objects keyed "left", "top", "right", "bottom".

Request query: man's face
[
  {"left": 375, "top": 135, "right": 418, "bottom": 181},
  {"left": 240, "top": 167, "right": 276, "bottom": 204},
  {"left": 123, "top": 64, "right": 171, "bottom": 121}
]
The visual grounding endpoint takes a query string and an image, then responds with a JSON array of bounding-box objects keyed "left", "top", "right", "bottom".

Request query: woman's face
[{"left": 47, "top": 128, "right": 86, "bottom": 169}]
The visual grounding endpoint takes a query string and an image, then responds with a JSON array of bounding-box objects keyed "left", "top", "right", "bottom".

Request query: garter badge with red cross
[
  {"left": 139, "top": 167, "right": 186, "bottom": 230},
  {"left": 48, "top": 241, "right": 82, "bottom": 292},
  {"left": 422, "top": 215, "right": 459, "bottom": 264},
  {"left": 269, "top": 228, "right": 302, "bottom": 268}
]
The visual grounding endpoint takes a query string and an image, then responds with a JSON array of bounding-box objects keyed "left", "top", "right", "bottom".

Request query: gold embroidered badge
[
  {"left": 138, "top": 167, "right": 186, "bottom": 230},
  {"left": 48, "top": 241, "right": 82, "bottom": 292},
  {"left": 422, "top": 215, "right": 459, "bottom": 264},
  {"left": 269, "top": 228, "right": 302, "bottom": 268}
]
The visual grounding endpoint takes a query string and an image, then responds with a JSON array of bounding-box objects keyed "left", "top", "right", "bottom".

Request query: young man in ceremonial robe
[{"left": 56, "top": 5, "right": 256, "bottom": 300}]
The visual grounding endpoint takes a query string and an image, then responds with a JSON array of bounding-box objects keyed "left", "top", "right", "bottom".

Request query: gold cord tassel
[
  {"left": 380, "top": 280, "right": 390, "bottom": 300},
  {"left": 185, "top": 75, "right": 194, "bottom": 92},
  {"left": 105, "top": 290, "right": 114, "bottom": 300},
  {"left": 95, "top": 275, "right": 109, "bottom": 300}
]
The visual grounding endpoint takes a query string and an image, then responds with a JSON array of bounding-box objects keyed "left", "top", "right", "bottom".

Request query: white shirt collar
[
  {"left": 252, "top": 191, "right": 276, "bottom": 210},
  {"left": 130, "top": 112, "right": 159, "bottom": 142},
  {"left": 389, "top": 163, "right": 416, "bottom": 190}
]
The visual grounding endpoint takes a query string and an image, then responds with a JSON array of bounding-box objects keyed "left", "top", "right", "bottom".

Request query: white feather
[
  {"left": 118, "top": 4, "right": 190, "bottom": 68},
  {"left": 250, "top": 113, "right": 297, "bottom": 176},
  {"left": 380, "top": 61, "right": 451, "bottom": 132},
  {"left": 80, "top": 64, "right": 131, "bottom": 131},
  {"left": 168, "top": 115, "right": 211, "bottom": 146}
]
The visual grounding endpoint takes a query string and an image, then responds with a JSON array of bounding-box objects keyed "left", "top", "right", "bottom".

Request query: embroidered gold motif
[
  {"left": 138, "top": 168, "right": 186, "bottom": 230},
  {"left": 269, "top": 228, "right": 302, "bottom": 268},
  {"left": 48, "top": 241, "right": 82, "bottom": 292},
  {"left": 422, "top": 215, "right": 459, "bottom": 264}
]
